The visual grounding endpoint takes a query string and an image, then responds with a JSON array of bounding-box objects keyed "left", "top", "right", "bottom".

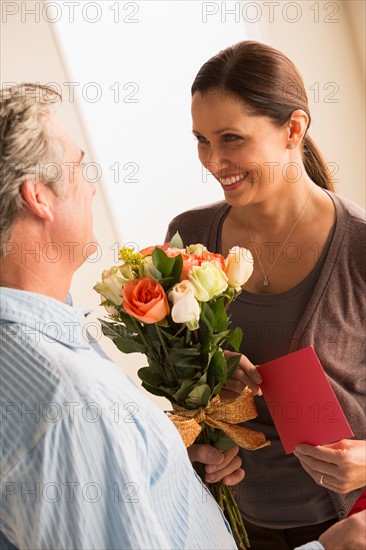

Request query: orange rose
[
  {"left": 122, "top": 278, "right": 169, "bottom": 323},
  {"left": 180, "top": 253, "right": 202, "bottom": 280},
  {"left": 180, "top": 251, "right": 226, "bottom": 280}
]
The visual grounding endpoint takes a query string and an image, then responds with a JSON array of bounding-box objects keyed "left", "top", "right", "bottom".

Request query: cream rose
[
  {"left": 169, "top": 280, "right": 200, "bottom": 329},
  {"left": 94, "top": 264, "right": 134, "bottom": 306},
  {"left": 188, "top": 262, "right": 228, "bottom": 302},
  {"left": 225, "top": 246, "right": 254, "bottom": 290},
  {"left": 186, "top": 244, "right": 207, "bottom": 255}
]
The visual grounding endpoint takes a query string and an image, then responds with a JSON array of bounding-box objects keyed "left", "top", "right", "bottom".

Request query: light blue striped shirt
[{"left": 0, "top": 288, "right": 235, "bottom": 550}]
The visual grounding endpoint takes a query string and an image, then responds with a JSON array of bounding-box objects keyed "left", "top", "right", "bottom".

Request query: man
[{"left": 0, "top": 83, "right": 241, "bottom": 549}]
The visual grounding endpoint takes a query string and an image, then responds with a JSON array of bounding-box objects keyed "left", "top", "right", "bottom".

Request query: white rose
[
  {"left": 169, "top": 280, "right": 200, "bottom": 329},
  {"left": 188, "top": 262, "right": 228, "bottom": 302},
  {"left": 94, "top": 264, "right": 134, "bottom": 306},
  {"left": 225, "top": 246, "right": 253, "bottom": 290}
]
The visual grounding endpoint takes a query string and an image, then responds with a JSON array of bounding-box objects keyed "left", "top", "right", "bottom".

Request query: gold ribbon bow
[{"left": 167, "top": 387, "right": 270, "bottom": 450}]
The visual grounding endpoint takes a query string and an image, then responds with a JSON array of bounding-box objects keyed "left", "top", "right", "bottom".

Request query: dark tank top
[{"left": 216, "top": 217, "right": 337, "bottom": 528}]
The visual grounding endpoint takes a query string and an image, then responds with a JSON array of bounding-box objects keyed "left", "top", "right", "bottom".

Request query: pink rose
[{"left": 122, "top": 278, "right": 170, "bottom": 323}]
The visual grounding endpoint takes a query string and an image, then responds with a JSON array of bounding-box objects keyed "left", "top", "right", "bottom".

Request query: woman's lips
[{"left": 218, "top": 171, "right": 249, "bottom": 191}]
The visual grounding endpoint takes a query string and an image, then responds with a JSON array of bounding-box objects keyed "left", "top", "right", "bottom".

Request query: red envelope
[{"left": 257, "top": 346, "right": 354, "bottom": 454}]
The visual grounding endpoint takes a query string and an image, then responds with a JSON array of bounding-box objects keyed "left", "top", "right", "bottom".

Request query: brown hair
[{"left": 191, "top": 41, "right": 334, "bottom": 191}]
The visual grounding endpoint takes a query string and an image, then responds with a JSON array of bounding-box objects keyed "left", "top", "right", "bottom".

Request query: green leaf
[
  {"left": 152, "top": 248, "right": 177, "bottom": 277},
  {"left": 169, "top": 231, "right": 184, "bottom": 249},
  {"left": 115, "top": 337, "right": 146, "bottom": 354},
  {"left": 225, "top": 326, "right": 243, "bottom": 351},
  {"left": 210, "top": 296, "right": 228, "bottom": 332},
  {"left": 118, "top": 310, "right": 143, "bottom": 335},
  {"left": 145, "top": 356, "right": 164, "bottom": 375},
  {"left": 175, "top": 367, "right": 202, "bottom": 379},
  {"left": 200, "top": 302, "right": 215, "bottom": 331},
  {"left": 157, "top": 327, "right": 185, "bottom": 345},
  {"left": 199, "top": 303, "right": 215, "bottom": 355},
  {"left": 99, "top": 319, "right": 127, "bottom": 341},
  {"left": 141, "top": 382, "right": 175, "bottom": 401},
  {"left": 186, "top": 384, "right": 211, "bottom": 408},
  {"left": 170, "top": 253, "right": 183, "bottom": 284},
  {"left": 137, "top": 367, "right": 164, "bottom": 387},
  {"left": 207, "top": 350, "right": 227, "bottom": 390},
  {"left": 212, "top": 330, "right": 230, "bottom": 347},
  {"left": 207, "top": 427, "right": 237, "bottom": 451},
  {"left": 226, "top": 354, "right": 241, "bottom": 379},
  {"left": 173, "top": 379, "right": 196, "bottom": 402}
]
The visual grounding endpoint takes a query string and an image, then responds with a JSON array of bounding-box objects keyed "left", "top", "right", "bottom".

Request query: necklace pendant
[{"left": 263, "top": 275, "right": 270, "bottom": 287}]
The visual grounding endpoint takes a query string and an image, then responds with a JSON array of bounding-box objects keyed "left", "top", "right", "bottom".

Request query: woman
[{"left": 166, "top": 41, "right": 365, "bottom": 549}]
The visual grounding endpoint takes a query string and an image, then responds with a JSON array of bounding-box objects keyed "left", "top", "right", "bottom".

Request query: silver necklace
[{"left": 244, "top": 187, "right": 314, "bottom": 287}]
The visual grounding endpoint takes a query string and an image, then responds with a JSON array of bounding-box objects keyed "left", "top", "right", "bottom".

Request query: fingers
[
  {"left": 223, "top": 352, "right": 263, "bottom": 396},
  {"left": 187, "top": 444, "right": 245, "bottom": 486},
  {"left": 294, "top": 443, "right": 361, "bottom": 494},
  {"left": 294, "top": 443, "right": 348, "bottom": 465},
  {"left": 319, "top": 511, "right": 366, "bottom": 550},
  {"left": 205, "top": 446, "right": 245, "bottom": 486},
  {"left": 296, "top": 456, "right": 341, "bottom": 491},
  {"left": 187, "top": 444, "right": 224, "bottom": 466}
]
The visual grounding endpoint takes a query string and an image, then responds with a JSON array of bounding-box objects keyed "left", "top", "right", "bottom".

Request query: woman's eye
[
  {"left": 195, "top": 135, "right": 209, "bottom": 144},
  {"left": 223, "top": 134, "right": 241, "bottom": 142}
]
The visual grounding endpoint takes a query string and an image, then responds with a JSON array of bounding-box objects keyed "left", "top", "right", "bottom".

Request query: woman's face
[{"left": 191, "top": 88, "right": 293, "bottom": 207}]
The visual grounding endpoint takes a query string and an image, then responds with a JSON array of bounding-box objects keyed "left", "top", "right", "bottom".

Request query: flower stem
[{"left": 196, "top": 427, "right": 250, "bottom": 549}]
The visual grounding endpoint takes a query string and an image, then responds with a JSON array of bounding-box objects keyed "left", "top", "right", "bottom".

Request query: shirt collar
[{"left": 0, "top": 287, "right": 90, "bottom": 349}]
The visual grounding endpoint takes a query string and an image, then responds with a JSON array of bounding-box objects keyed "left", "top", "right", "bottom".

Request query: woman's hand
[
  {"left": 220, "top": 351, "right": 262, "bottom": 401},
  {"left": 187, "top": 444, "right": 245, "bottom": 485},
  {"left": 294, "top": 439, "right": 366, "bottom": 494}
]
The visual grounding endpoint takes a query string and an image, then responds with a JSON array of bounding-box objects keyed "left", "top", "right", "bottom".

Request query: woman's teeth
[{"left": 219, "top": 172, "right": 248, "bottom": 186}]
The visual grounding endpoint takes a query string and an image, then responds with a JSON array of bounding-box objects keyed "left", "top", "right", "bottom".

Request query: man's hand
[
  {"left": 187, "top": 444, "right": 245, "bottom": 485},
  {"left": 220, "top": 351, "right": 262, "bottom": 401},
  {"left": 319, "top": 510, "right": 366, "bottom": 549},
  {"left": 294, "top": 439, "right": 366, "bottom": 493}
]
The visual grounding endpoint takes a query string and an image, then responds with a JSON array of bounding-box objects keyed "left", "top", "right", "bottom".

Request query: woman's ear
[
  {"left": 287, "top": 109, "right": 309, "bottom": 145},
  {"left": 21, "top": 180, "right": 55, "bottom": 222}
]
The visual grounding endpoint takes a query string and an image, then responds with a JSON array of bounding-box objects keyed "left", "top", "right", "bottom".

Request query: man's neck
[{"left": 0, "top": 258, "right": 73, "bottom": 302}]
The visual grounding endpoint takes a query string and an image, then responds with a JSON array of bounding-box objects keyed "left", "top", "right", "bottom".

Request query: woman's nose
[{"left": 203, "top": 147, "right": 229, "bottom": 176}]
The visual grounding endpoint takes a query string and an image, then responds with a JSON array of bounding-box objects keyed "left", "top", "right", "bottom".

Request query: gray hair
[{"left": 0, "top": 83, "right": 63, "bottom": 256}]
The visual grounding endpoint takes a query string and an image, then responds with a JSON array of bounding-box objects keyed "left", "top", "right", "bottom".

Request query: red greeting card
[{"left": 257, "top": 346, "right": 354, "bottom": 454}]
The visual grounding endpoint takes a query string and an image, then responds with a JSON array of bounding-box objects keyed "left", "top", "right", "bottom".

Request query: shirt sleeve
[
  {"left": 293, "top": 542, "right": 324, "bottom": 550},
  {"left": 1, "top": 408, "right": 171, "bottom": 550}
]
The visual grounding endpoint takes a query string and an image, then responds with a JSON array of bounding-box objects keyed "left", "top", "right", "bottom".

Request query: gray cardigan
[{"left": 166, "top": 190, "right": 366, "bottom": 519}]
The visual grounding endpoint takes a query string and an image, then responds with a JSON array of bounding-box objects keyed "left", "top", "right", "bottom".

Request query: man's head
[
  {"left": 0, "top": 84, "right": 66, "bottom": 256},
  {"left": 0, "top": 83, "right": 96, "bottom": 266}
]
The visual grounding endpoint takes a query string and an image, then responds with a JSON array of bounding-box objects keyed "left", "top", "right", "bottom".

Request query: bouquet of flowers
[{"left": 94, "top": 233, "right": 269, "bottom": 549}]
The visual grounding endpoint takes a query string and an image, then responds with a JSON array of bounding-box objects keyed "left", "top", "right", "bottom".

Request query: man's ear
[{"left": 21, "top": 180, "right": 55, "bottom": 222}]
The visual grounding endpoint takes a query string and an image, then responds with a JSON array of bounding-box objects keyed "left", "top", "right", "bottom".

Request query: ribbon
[{"left": 167, "top": 387, "right": 270, "bottom": 450}]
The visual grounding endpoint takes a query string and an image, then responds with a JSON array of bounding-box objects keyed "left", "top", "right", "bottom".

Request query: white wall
[{"left": 256, "top": 0, "right": 365, "bottom": 207}]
